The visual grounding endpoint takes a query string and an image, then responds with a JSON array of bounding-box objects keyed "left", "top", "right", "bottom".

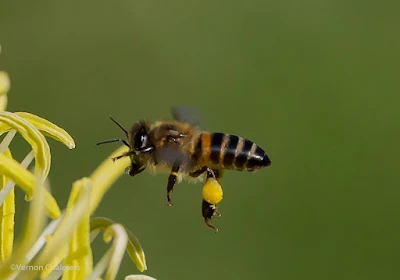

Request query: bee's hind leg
[
  {"left": 189, "top": 167, "right": 207, "bottom": 178},
  {"left": 202, "top": 200, "right": 220, "bottom": 232},
  {"left": 201, "top": 168, "right": 224, "bottom": 232},
  {"left": 166, "top": 160, "right": 181, "bottom": 206},
  {"left": 206, "top": 168, "right": 223, "bottom": 180},
  {"left": 189, "top": 167, "right": 223, "bottom": 180}
]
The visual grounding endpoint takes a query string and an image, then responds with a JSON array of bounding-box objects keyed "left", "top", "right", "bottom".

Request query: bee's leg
[
  {"left": 137, "top": 146, "right": 153, "bottom": 153},
  {"left": 111, "top": 150, "right": 136, "bottom": 162},
  {"left": 166, "top": 134, "right": 185, "bottom": 146},
  {"left": 202, "top": 200, "right": 219, "bottom": 233},
  {"left": 166, "top": 161, "right": 181, "bottom": 206},
  {"left": 189, "top": 167, "right": 207, "bottom": 178},
  {"left": 207, "top": 168, "right": 224, "bottom": 180},
  {"left": 202, "top": 168, "right": 224, "bottom": 232},
  {"left": 112, "top": 147, "right": 153, "bottom": 162},
  {"left": 167, "top": 138, "right": 182, "bottom": 145},
  {"left": 166, "top": 130, "right": 185, "bottom": 140},
  {"left": 126, "top": 162, "right": 145, "bottom": 177},
  {"left": 210, "top": 168, "right": 223, "bottom": 217}
]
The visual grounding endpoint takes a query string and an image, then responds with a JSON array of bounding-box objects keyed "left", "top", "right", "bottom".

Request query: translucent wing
[
  {"left": 171, "top": 106, "right": 201, "bottom": 127},
  {"left": 154, "top": 146, "right": 193, "bottom": 171}
]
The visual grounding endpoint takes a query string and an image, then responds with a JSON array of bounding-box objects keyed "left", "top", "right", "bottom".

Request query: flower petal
[
  {"left": 89, "top": 146, "right": 130, "bottom": 214},
  {"left": 43, "top": 181, "right": 94, "bottom": 279},
  {"left": 0, "top": 149, "right": 14, "bottom": 261},
  {"left": 0, "top": 177, "right": 47, "bottom": 280},
  {"left": 26, "top": 177, "right": 92, "bottom": 279},
  {"left": 125, "top": 275, "right": 157, "bottom": 280},
  {"left": 25, "top": 213, "right": 63, "bottom": 265},
  {"left": 0, "top": 112, "right": 51, "bottom": 181},
  {"left": 0, "top": 150, "right": 34, "bottom": 207},
  {"left": 0, "top": 153, "right": 60, "bottom": 219},
  {"left": 0, "top": 95, "right": 7, "bottom": 112},
  {"left": 88, "top": 224, "right": 128, "bottom": 280},
  {"left": 103, "top": 224, "right": 128, "bottom": 280},
  {"left": 91, "top": 217, "right": 147, "bottom": 272},
  {"left": 37, "top": 233, "right": 67, "bottom": 280},
  {"left": 0, "top": 71, "right": 10, "bottom": 97},
  {"left": 60, "top": 178, "right": 93, "bottom": 280},
  {"left": 14, "top": 112, "right": 75, "bottom": 149}
]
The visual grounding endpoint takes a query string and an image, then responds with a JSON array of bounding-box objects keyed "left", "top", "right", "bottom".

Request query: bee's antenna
[
  {"left": 96, "top": 139, "right": 130, "bottom": 147},
  {"left": 111, "top": 150, "right": 137, "bottom": 162},
  {"left": 109, "top": 115, "right": 128, "bottom": 137}
]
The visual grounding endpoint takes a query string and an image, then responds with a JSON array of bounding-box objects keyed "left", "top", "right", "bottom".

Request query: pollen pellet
[{"left": 202, "top": 178, "right": 223, "bottom": 205}]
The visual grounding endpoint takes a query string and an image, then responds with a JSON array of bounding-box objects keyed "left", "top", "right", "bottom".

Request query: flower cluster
[{"left": 0, "top": 45, "right": 156, "bottom": 280}]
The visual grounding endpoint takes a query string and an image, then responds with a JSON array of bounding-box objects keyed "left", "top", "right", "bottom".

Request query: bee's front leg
[
  {"left": 166, "top": 160, "right": 181, "bottom": 206},
  {"left": 125, "top": 162, "right": 146, "bottom": 177}
]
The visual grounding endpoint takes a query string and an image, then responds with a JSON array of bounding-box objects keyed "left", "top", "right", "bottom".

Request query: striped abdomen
[{"left": 193, "top": 132, "right": 271, "bottom": 171}]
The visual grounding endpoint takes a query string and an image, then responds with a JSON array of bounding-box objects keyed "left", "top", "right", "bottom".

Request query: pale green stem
[
  {"left": 103, "top": 225, "right": 128, "bottom": 280},
  {"left": 44, "top": 227, "right": 120, "bottom": 280},
  {"left": 42, "top": 226, "right": 99, "bottom": 280},
  {"left": 33, "top": 217, "right": 64, "bottom": 280},
  {"left": 44, "top": 265, "right": 63, "bottom": 280},
  {"left": 44, "top": 271, "right": 63, "bottom": 280},
  {"left": 87, "top": 224, "right": 128, "bottom": 280},
  {"left": 125, "top": 275, "right": 157, "bottom": 280},
  {"left": 0, "top": 129, "right": 16, "bottom": 154},
  {"left": 90, "top": 229, "right": 100, "bottom": 242},
  {"left": 90, "top": 217, "right": 147, "bottom": 272},
  {"left": 25, "top": 213, "right": 64, "bottom": 262},
  {"left": 87, "top": 248, "right": 113, "bottom": 280},
  {"left": 1, "top": 178, "right": 46, "bottom": 280},
  {"left": 18, "top": 181, "right": 91, "bottom": 279}
]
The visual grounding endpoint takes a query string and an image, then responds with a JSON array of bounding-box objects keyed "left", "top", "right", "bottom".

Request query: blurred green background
[{"left": 1, "top": 1, "right": 399, "bottom": 279}]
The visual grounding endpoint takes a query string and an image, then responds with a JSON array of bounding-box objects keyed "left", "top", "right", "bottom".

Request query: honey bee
[{"left": 97, "top": 107, "right": 271, "bottom": 231}]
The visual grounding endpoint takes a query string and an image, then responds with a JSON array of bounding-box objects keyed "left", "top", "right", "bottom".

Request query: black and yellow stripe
[
  {"left": 209, "top": 133, "right": 224, "bottom": 164},
  {"left": 234, "top": 138, "right": 253, "bottom": 169},
  {"left": 223, "top": 135, "right": 239, "bottom": 166},
  {"left": 193, "top": 132, "right": 271, "bottom": 171},
  {"left": 192, "top": 132, "right": 211, "bottom": 165}
]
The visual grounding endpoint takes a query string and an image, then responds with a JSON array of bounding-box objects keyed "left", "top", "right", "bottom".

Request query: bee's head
[{"left": 96, "top": 117, "right": 153, "bottom": 175}]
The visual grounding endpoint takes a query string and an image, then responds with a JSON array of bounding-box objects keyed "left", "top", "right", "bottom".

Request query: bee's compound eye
[{"left": 134, "top": 128, "right": 148, "bottom": 149}]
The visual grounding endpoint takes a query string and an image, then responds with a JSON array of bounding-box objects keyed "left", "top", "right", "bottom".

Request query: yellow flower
[
  {"left": 0, "top": 176, "right": 48, "bottom": 279},
  {"left": 0, "top": 71, "right": 10, "bottom": 111},
  {"left": 0, "top": 45, "right": 10, "bottom": 111},
  {"left": 90, "top": 217, "right": 147, "bottom": 272},
  {"left": 0, "top": 45, "right": 156, "bottom": 280},
  {"left": 89, "top": 146, "right": 130, "bottom": 214},
  {"left": 125, "top": 275, "right": 157, "bottom": 280}
]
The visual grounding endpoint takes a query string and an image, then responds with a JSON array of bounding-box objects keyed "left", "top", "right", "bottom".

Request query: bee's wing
[
  {"left": 171, "top": 106, "right": 202, "bottom": 127},
  {"left": 155, "top": 146, "right": 193, "bottom": 170}
]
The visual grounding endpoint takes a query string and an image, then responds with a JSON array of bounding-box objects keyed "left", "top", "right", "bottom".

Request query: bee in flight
[{"left": 97, "top": 107, "right": 271, "bottom": 231}]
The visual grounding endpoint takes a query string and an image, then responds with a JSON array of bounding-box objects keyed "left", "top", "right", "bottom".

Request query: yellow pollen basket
[{"left": 202, "top": 178, "right": 223, "bottom": 205}]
